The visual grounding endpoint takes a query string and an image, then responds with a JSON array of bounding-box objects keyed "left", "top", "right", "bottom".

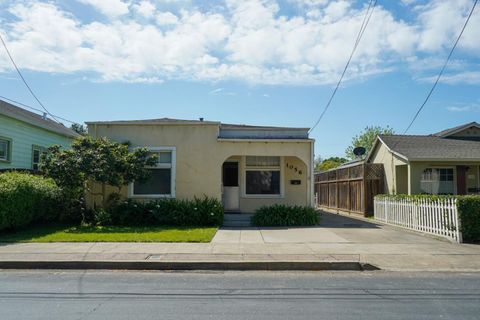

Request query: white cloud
[
  {"left": 446, "top": 102, "right": 480, "bottom": 112},
  {"left": 209, "top": 88, "right": 224, "bottom": 94},
  {"left": 133, "top": 1, "right": 156, "bottom": 18},
  {"left": 0, "top": 0, "right": 479, "bottom": 85},
  {"left": 78, "top": 0, "right": 129, "bottom": 18},
  {"left": 434, "top": 71, "right": 480, "bottom": 85},
  {"left": 156, "top": 12, "right": 179, "bottom": 25}
]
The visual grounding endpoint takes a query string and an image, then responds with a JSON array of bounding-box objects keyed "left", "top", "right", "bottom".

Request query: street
[{"left": 0, "top": 270, "right": 479, "bottom": 319}]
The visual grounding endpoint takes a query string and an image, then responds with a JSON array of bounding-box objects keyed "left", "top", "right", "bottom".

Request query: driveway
[
  {"left": 213, "top": 211, "right": 448, "bottom": 245},
  {"left": 211, "top": 211, "right": 480, "bottom": 270}
]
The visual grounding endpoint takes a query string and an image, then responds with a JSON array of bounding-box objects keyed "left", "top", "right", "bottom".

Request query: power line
[
  {"left": 0, "top": 31, "right": 61, "bottom": 123},
  {"left": 403, "top": 0, "right": 478, "bottom": 134},
  {"left": 0, "top": 95, "right": 79, "bottom": 125},
  {"left": 309, "top": 0, "right": 377, "bottom": 134}
]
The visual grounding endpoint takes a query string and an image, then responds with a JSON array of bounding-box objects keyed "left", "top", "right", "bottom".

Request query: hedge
[
  {"left": 0, "top": 172, "right": 63, "bottom": 231},
  {"left": 251, "top": 204, "right": 319, "bottom": 227},
  {"left": 457, "top": 196, "right": 480, "bottom": 243},
  {"left": 100, "top": 196, "right": 224, "bottom": 227},
  {"left": 375, "top": 194, "right": 480, "bottom": 243}
]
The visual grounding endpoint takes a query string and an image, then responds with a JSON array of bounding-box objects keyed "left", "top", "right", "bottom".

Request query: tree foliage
[
  {"left": 345, "top": 125, "right": 395, "bottom": 160},
  {"left": 40, "top": 136, "right": 157, "bottom": 205},
  {"left": 70, "top": 123, "right": 87, "bottom": 136},
  {"left": 314, "top": 155, "right": 347, "bottom": 172}
]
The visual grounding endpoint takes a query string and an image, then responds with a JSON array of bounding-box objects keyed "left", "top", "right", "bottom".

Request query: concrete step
[
  {"left": 223, "top": 213, "right": 253, "bottom": 227},
  {"left": 223, "top": 220, "right": 252, "bottom": 228},
  {"left": 224, "top": 213, "right": 253, "bottom": 221}
]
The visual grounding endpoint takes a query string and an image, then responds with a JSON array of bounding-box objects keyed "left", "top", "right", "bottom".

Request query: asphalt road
[{"left": 0, "top": 270, "right": 479, "bottom": 320}]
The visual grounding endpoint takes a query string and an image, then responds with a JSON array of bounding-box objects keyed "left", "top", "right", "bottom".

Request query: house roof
[
  {"left": 85, "top": 118, "right": 221, "bottom": 126},
  {"left": 432, "top": 121, "right": 480, "bottom": 137},
  {"left": 220, "top": 123, "right": 309, "bottom": 131},
  {"left": 0, "top": 99, "right": 79, "bottom": 138},
  {"left": 86, "top": 118, "right": 309, "bottom": 131},
  {"left": 377, "top": 134, "right": 480, "bottom": 161}
]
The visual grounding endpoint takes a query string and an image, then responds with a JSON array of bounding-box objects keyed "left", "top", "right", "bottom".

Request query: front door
[
  {"left": 456, "top": 166, "right": 468, "bottom": 195},
  {"left": 222, "top": 162, "right": 239, "bottom": 211}
]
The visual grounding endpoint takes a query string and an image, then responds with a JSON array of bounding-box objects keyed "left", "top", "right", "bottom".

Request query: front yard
[{"left": 0, "top": 225, "right": 218, "bottom": 243}]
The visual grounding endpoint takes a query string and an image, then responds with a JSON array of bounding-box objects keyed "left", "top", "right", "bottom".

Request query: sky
[{"left": 0, "top": 0, "right": 479, "bottom": 159}]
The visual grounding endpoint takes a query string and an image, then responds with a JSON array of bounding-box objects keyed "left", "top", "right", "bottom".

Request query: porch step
[{"left": 223, "top": 213, "right": 253, "bottom": 228}]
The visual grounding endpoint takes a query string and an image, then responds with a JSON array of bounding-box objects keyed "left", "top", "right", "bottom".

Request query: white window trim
[
  {"left": 420, "top": 166, "right": 457, "bottom": 195},
  {"left": 32, "top": 145, "right": 46, "bottom": 170},
  {"left": 241, "top": 156, "right": 285, "bottom": 199},
  {"left": 128, "top": 146, "right": 176, "bottom": 199}
]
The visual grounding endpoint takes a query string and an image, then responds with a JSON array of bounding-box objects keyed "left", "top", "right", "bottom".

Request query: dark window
[
  {"left": 0, "top": 139, "right": 10, "bottom": 161},
  {"left": 246, "top": 170, "right": 280, "bottom": 195},
  {"left": 133, "top": 168, "right": 171, "bottom": 195}
]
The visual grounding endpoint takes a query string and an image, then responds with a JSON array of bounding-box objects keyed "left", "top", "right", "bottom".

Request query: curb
[{"left": 0, "top": 261, "right": 380, "bottom": 271}]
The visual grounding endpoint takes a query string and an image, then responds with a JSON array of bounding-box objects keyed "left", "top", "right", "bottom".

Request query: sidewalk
[{"left": 0, "top": 213, "right": 479, "bottom": 271}]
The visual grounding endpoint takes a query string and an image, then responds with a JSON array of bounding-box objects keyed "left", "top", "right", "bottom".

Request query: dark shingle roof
[
  {"left": 433, "top": 121, "right": 480, "bottom": 137},
  {"left": 0, "top": 99, "right": 79, "bottom": 138},
  {"left": 379, "top": 134, "right": 480, "bottom": 160}
]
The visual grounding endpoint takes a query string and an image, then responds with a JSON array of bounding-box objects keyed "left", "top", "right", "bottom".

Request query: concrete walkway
[{"left": 0, "top": 212, "right": 479, "bottom": 271}]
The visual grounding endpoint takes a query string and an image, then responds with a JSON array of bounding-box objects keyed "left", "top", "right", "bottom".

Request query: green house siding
[{"left": 0, "top": 114, "right": 73, "bottom": 170}]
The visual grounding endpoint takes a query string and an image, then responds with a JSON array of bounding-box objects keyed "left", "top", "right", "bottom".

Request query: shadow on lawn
[
  {"left": 0, "top": 224, "right": 213, "bottom": 243},
  {"left": 62, "top": 225, "right": 193, "bottom": 234},
  {"left": 0, "top": 224, "right": 70, "bottom": 243}
]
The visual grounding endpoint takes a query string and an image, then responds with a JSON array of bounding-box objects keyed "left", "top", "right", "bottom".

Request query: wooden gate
[{"left": 314, "top": 162, "right": 384, "bottom": 216}]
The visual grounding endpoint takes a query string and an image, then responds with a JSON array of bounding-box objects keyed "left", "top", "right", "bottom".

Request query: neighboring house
[
  {"left": 86, "top": 118, "right": 314, "bottom": 213},
  {"left": 367, "top": 122, "right": 480, "bottom": 196},
  {"left": 0, "top": 99, "right": 79, "bottom": 171}
]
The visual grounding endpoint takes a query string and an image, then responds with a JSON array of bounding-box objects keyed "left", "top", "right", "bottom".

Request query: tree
[
  {"left": 314, "top": 155, "right": 347, "bottom": 172},
  {"left": 40, "top": 136, "right": 157, "bottom": 211},
  {"left": 70, "top": 123, "right": 87, "bottom": 136},
  {"left": 345, "top": 125, "right": 395, "bottom": 160}
]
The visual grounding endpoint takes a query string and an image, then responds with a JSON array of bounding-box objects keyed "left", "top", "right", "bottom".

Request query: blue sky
[{"left": 0, "top": 0, "right": 479, "bottom": 158}]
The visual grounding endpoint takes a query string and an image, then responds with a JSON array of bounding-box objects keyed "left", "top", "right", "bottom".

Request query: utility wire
[
  {"left": 0, "top": 95, "right": 79, "bottom": 125},
  {"left": 403, "top": 0, "right": 478, "bottom": 134},
  {"left": 309, "top": 0, "right": 377, "bottom": 134},
  {"left": 376, "top": 0, "right": 478, "bottom": 166},
  {"left": 0, "top": 31, "right": 61, "bottom": 123}
]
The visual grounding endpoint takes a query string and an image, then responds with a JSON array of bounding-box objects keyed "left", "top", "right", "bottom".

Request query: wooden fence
[
  {"left": 314, "top": 163, "right": 384, "bottom": 216},
  {"left": 374, "top": 197, "right": 462, "bottom": 243}
]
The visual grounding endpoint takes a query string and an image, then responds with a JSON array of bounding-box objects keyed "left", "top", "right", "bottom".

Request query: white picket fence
[{"left": 374, "top": 197, "right": 462, "bottom": 243}]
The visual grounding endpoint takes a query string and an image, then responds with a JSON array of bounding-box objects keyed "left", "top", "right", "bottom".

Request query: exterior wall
[
  {"left": 238, "top": 156, "right": 308, "bottom": 212},
  {"left": 89, "top": 123, "right": 314, "bottom": 212},
  {"left": 409, "top": 161, "right": 480, "bottom": 195},
  {"left": 0, "top": 114, "right": 73, "bottom": 170},
  {"left": 368, "top": 141, "right": 407, "bottom": 194},
  {"left": 395, "top": 165, "right": 408, "bottom": 194}
]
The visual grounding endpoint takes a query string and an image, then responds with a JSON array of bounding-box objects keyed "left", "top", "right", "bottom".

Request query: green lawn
[{"left": 0, "top": 225, "right": 218, "bottom": 243}]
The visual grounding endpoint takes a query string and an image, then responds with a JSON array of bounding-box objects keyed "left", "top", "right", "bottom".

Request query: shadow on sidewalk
[{"left": 319, "top": 211, "right": 380, "bottom": 229}]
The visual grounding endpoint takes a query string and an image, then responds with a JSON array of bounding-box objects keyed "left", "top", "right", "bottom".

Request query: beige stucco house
[
  {"left": 86, "top": 118, "right": 315, "bottom": 213},
  {"left": 367, "top": 122, "right": 480, "bottom": 196}
]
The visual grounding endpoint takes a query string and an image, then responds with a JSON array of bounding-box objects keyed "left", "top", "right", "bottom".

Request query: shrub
[
  {"left": 457, "top": 196, "right": 480, "bottom": 243},
  {"left": 0, "top": 172, "right": 62, "bottom": 231},
  {"left": 251, "top": 204, "right": 319, "bottom": 227},
  {"left": 105, "top": 196, "right": 224, "bottom": 227}
]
